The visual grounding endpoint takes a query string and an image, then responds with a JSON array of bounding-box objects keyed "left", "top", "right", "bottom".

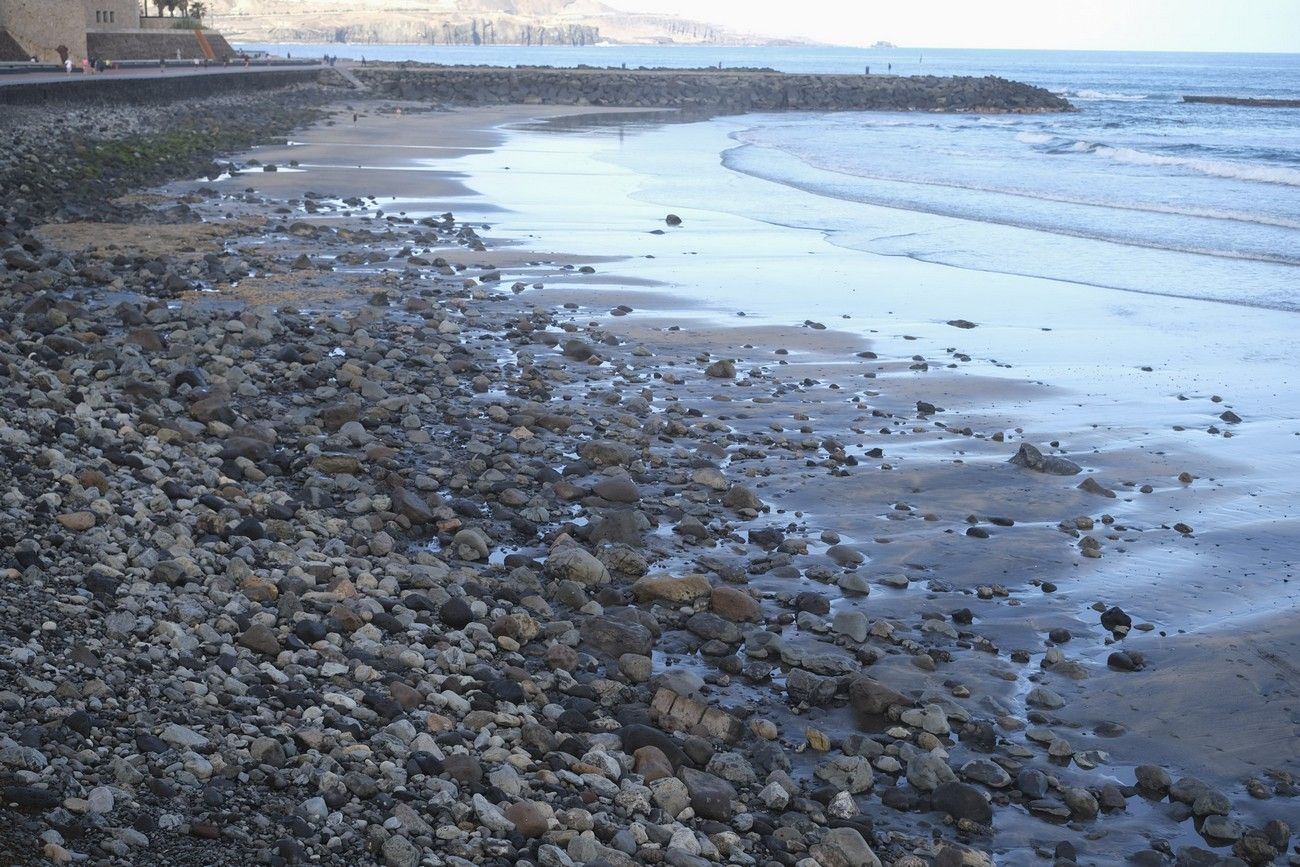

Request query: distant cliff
[{"left": 202, "top": 0, "right": 791, "bottom": 46}]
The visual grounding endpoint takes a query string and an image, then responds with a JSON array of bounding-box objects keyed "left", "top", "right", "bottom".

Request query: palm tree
[{"left": 189, "top": 1, "right": 206, "bottom": 22}]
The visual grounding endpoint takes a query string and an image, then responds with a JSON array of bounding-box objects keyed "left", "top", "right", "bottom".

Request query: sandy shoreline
[{"left": 1, "top": 95, "right": 1296, "bottom": 866}]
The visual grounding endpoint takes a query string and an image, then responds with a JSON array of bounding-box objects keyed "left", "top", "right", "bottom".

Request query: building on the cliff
[{"left": 0, "top": 0, "right": 234, "bottom": 64}]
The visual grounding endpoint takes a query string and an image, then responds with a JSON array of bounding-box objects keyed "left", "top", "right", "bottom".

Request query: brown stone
[
  {"left": 424, "top": 713, "right": 453, "bottom": 732},
  {"left": 650, "top": 688, "right": 742, "bottom": 744},
  {"left": 314, "top": 454, "right": 361, "bottom": 474},
  {"left": 57, "top": 511, "right": 96, "bottom": 531},
  {"left": 77, "top": 470, "right": 110, "bottom": 494},
  {"left": 502, "top": 801, "right": 551, "bottom": 838},
  {"left": 632, "top": 574, "right": 712, "bottom": 604},
  {"left": 189, "top": 394, "right": 236, "bottom": 424},
  {"left": 546, "top": 643, "right": 579, "bottom": 672},
  {"left": 237, "top": 623, "right": 281, "bottom": 656},
  {"left": 710, "top": 586, "right": 761, "bottom": 622},
  {"left": 491, "top": 612, "right": 539, "bottom": 644},
  {"left": 240, "top": 574, "right": 279, "bottom": 603},
  {"left": 847, "top": 674, "right": 912, "bottom": 715},
  {"left": 633, "top": 745, "right": 674, "bottom": 783},
  {"left": 390, "top": 682, "right": 422, "bottom": 710}
]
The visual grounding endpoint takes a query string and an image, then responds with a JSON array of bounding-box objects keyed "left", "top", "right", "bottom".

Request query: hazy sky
[{"left": 605, "top": 0, "right": 1300, "bottom": 52}]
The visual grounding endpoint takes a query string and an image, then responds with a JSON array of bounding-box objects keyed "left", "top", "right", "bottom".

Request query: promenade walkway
[{"left": 0, "top": 62, "right": 323, "bottom": 89}]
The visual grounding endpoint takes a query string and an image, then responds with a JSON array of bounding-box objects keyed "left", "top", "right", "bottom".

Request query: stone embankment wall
[
  {"left": 87, "top": 30, "right": 236, "bottom": 62},
  {"left": 0, "top": 66, "right": 318, "bottom": 105},
  {"left": 350, "top": 65, "right": 1074, "bottom": 113}
]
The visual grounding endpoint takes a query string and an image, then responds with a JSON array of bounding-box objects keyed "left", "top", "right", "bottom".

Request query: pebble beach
[{"left": 0, "top": 79, "right": 1297, "bottom": 867}]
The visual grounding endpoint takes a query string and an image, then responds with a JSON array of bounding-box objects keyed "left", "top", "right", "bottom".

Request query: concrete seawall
[
  {"left": 0, "top": 67, "right": 320, "bottom": 106},
  {"left": 350, "top": 65, "right": 1075, "bottom": 113}
]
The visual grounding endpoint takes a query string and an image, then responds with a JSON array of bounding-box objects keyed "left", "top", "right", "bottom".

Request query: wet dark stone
[
  {"left": 64, "top": 710, "right": 95, "bottom": 736},
  {"left": 484, "top": 679, "right": 526, "bottom": 704},
  {"left": 135, "top": 732, "right": 168, "bottom": 754},
  {"left": 1018, "top": 768, "right": 1049, "bottom": 799},
  {"left": 880, "top": 785, "right": 921, "bottom": 812},
  {"left": 619, "top": 724, "right": 687, "bottom": 770},
  {"left": 557, "top": 709, "right": 591, "bottom": 733},
  {"left": 747, "top": 527, "right": 785, "bottom": 549},
  {"left": 793, "top": 592, "right": 830, "bottom": 616},
  {"left": 1100, "top": 606, "right": 1132, "bottom": 631},
  {"left": 1108, "top": 650, "right": 1144, "bottom": 671},
  {"left": 294, "top": 619, "right": 328, "bottom": 643},
  {"left": 959, "top": 720, "right": 997, "bottom": 753},
  {"left": 440, "top": 598, "right": 474, "bottom": 629},
  {"left": 930, "top": 781, "right": 992, "bottom": 824},
  {"left": 231, "top": 517, "right": 265, "bottom": 540},
  {"left": 1, "top": 786, "right": 60, "bottom": 809}
]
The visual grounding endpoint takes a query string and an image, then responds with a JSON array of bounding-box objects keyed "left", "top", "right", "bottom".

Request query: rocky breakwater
[{"left": 348, "top": 66, "right": 1075, "bottom": 113}]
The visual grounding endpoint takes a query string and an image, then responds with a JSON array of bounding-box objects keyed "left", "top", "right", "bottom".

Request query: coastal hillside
[{"left": 202, "top": 0, "right": 790, "bottom": 46}]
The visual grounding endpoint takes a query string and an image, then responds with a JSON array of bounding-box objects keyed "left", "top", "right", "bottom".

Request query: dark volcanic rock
[
  {"left": 930, "top": 781, "right": 993, "bottom": 824},
  {"left": 1009, "top": 443, "right": 1082, "bottom": 475}
]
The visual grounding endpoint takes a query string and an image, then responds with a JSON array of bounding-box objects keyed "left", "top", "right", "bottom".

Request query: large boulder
[
  {"left": 847, "top": 675, "right": 912, "bottom": 715},
  {"left": 578, "top": 440, "right": 637, "bottom": 467},
  {"left": 710, "top": 586, "right": 761, "bottom": 622},
  {"left": 544, "top": 546, "right": 610, "bottom": 586},
  {"left": 679, "top": 767, "right": 736, "bottom": 820},
  {"left": 631, "top": 574, "right": 712, "bottom": 604},
  {"left": 811, "top": 827, "right": 882, "bottom": 867},
  {"left": 907, "top": 753, "right": 958, "bottom": 792},
  {"left": 1008, "top": 443, "right": 1082, "bottom": 475},
  {"left": 931, "top": 781, "right": 992, "bottom": 824},
  {"left": 814, "top": 755, "right": 875, "bottom": 794},
  {"left": 581, "top": 616, "right": 654, "bottom": 658}
]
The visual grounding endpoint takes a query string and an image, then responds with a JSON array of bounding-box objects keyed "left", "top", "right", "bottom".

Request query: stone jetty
[{"left": 349, "top": 65, "right": 1075, "bottom": 113}]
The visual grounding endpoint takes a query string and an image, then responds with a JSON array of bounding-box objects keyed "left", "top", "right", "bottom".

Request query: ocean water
[{"left": 245, "top": 43, "right": 1300, "bottom": 308}]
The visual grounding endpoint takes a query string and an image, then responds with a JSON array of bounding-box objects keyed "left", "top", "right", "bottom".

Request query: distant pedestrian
[
  {"left": 159, "top": 57, "right": 166, "bottom": 70},
  {"left": 352, "top": 112, "right": 358, "bottom": 123},
  {"left": 64, "top": 58, "right": 73, "bottom": 74},
  {"left": 888, "top": 63, "right": 892, "bottom": 72},
  {"left": 865, "top": 65, "right": 870, "bottom": 75}
]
